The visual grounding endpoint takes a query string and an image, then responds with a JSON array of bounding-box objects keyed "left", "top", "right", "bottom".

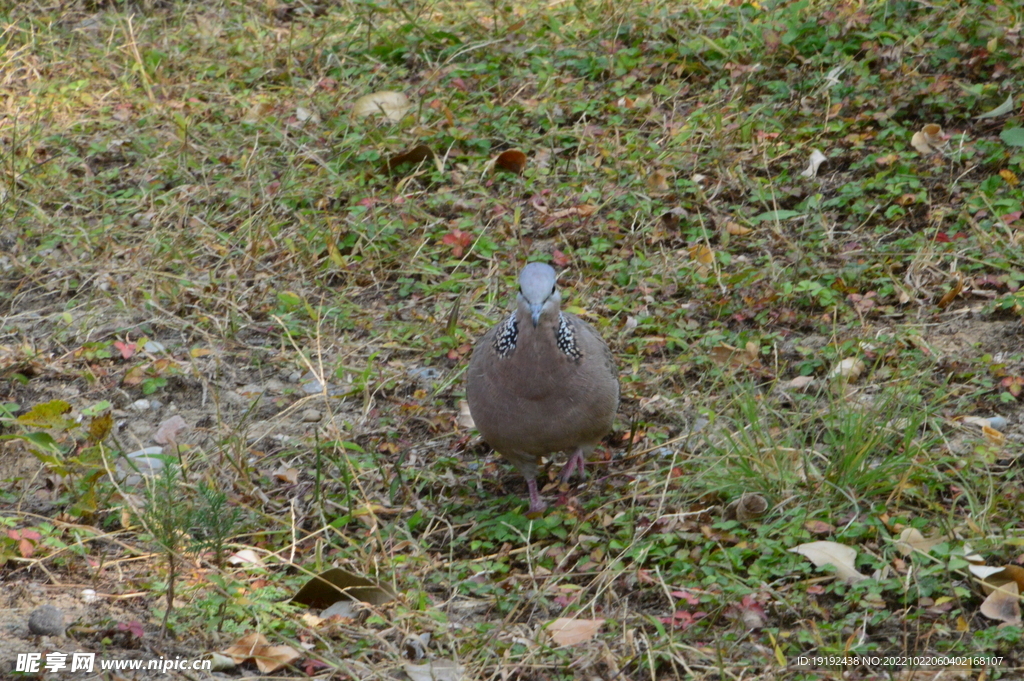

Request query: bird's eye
[{"left": 551, "top": 285, "right": 556, "bottom": 295}]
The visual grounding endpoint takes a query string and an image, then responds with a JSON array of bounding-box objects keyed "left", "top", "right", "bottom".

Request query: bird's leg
[
  {"left": 558, "top": 447, "right": 587, "bottom": 482},
  {"left": 526, "top": 478, "right": 547, "bottom": 515}
]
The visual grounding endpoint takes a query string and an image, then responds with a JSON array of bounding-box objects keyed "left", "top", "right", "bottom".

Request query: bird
[{"left": 466, "top": 262, "right": 619, "bottom": 514}]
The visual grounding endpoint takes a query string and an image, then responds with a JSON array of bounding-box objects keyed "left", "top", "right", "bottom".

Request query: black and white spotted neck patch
[
  {"left": 492, "top": 312, "right": 518, "bottom": 357},
  {"left": 556, "top": 314, "right": 581, "bottom": 361}
]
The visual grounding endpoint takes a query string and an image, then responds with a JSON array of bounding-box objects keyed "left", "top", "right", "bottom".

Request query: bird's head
[{"left": 517, "top": 262, "right": 560, "bottom": 327}]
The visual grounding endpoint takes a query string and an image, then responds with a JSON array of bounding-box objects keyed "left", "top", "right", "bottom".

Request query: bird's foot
[
  {"left": 558, "top": 448, "right": 587, "bottom": 483},
  {"left": 526, "top": 478, "right": 548, "bottom": 516}
]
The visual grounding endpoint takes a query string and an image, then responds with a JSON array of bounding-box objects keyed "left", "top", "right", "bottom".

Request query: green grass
[{"left": 2, "top": 0, "right": 1024, "bottom": 678}]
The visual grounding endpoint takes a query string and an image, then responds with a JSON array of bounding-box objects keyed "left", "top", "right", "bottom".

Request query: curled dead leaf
[
  {"left": 494, "top": 149, "right": 528, "bottom": 174},
  {"left": 725, "top": 221, "right": 752, "bottom": 236},
  {"left": 979, "top": 581, "right": 1022, "bottom": 625},
  {"left": 911, "top": 124, "right": 945, "bottom": 154},
  {"left": 222, "top": 633, "right": 301, "bottom": 674},
  {"left": 723, "top": 493, "right": 768, "bottom": 522},
  {"left": 800, "top": 149, "right": 827, "bottom": 178},
  {"left": 937, "top": 273, "right": 964, "bottom": 309},
  {"left": 291, "top": 567, "right": 397, "bottom": 608}
]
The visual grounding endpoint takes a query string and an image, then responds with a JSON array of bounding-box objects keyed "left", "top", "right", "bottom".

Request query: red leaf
[
  {"left": 552, "top": 250, "right": 571, "bottom": 267},
  {"left": 113, "top": 341, "right": 136, "bottom": 360}
]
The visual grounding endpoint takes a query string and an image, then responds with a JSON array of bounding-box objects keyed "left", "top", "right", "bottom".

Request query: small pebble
[
  {"left": 288, "top": 371, "right": 302, "bottom": 383},
  {"left": 301, "top": 409, "right": 322, "bottom": 423},
  {"left": 407, "top": 366, "right": 440, "bottom": 387},
  {"left": 28, "top": 604, "right": 65, "bottom": 636},
  {"left": 130, "top": 399, "right": 150, "bottom": 413},
  {"left": 149, "top": 399, "right": 163, "bottom": 410},
  {"left": 265, "top": 378, "right": 285, "bottom": 393},
  {"left": 143, "top": 340, "right": 166, "bottom": 353}
]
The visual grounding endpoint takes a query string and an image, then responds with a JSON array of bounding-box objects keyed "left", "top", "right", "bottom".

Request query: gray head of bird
[{"left": 517, "top": 262, "right": 560, "bottom": 327}]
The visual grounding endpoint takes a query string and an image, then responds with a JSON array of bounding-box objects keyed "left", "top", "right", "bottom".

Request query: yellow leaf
[{"left": 688, "top": 244, "right": 714, "bottom": 265}]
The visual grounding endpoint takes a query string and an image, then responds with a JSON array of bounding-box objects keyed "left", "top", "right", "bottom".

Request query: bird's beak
[{"left": 530, "top": 304, "right": 542, "bottom": 326}]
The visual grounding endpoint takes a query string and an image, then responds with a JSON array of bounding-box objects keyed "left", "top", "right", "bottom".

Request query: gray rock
[
  {"left": 130, "top": 399, "right": 151, "bottom": 413},
  {"left": 301, "top": 409, "right": 322, "bottom": 423},
  {"left": 28, "top": 604, "right": 65, "bottom": 636}
]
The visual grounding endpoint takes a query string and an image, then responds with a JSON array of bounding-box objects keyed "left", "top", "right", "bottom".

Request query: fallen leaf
[
  {"left": 291, "top": 567, "right": 397, "bottom": 608},
  {"left": 975, "top": 93, "right": 1014, "bottom": 120},
  {"left": 786, "top": 375, "right": 816, "bottom": 390},
  {"left": 456, "top": 400, "right": 475, "bottom": 429},
  {"left": 911, "top": 124, "right": 945, "bottom": 154},
  {"left": 546, "top": 617, "right": 605, "bottom": 646},
  {"left": 723, "top": 493, "right": 768, "bottom": 522},
  {"left": 646, "top": 169, "right": 670, "bottom": 193},
  {"left": 688, "top": 244, "right": 714, "bottom": 265},
  {"left": 384, "top": 144, "right": 435, "bottom": 173},
  {"left": 725, "top": 221, "right": 752, "bottom": 236},
  {"left": 222, "top": 633, "right": 301, "bottom": 673},
  {"left": 227, "top": 549, "right": 267, "bottom": 568},
  {"left": 894, "top": 528, "right": 946, "bottom": 556},
  {"left": 352, "top": 91, "right": 411, "bottom": 122},
  {"left": 273, "top": 465, "right": 299, "bottom": 484},
  {"left": 790, "top": 541, "right": 868, "bottom": 584},
  {"left": 800, "top": 149, "right": 827, "bottom": 178},
  {"left": 494, "top": 149, "right": 527, "bottom": 174},
  {"left": 937, "top": 274, "right": 964, "bottom": 309},
  {"left": 979, "top": 581, "right": 1022, "bottom": 625},
  {"left": 827, "top": 357, "right": 865, "bottom": 381}
]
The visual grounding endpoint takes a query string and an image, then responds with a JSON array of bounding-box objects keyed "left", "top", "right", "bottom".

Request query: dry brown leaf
[
  {"left": 970, "top": 563, "right": 1024, "bottom": 594},
  {"left": 937, "top": 274, "right": 964, "bottom": 309},
  {"left": 291, "top": 567, "right": 397, "bottom": 608},
  {"left": 254, "top": 645, "right": 301, "bottom": 674},
  {"left": 223, "top": 631, "right": 299, "bottom": 672},
  {"left": 894, "top": 528, "right": 946, "bottom": 556},
  {"left": 790, "top": 541, "right": 868, "bottom": 584},
  {"left": 723, "top": 493, "right": 768, "bottom": 522},
  {"left": 227, "top": 549, "right": 267, "bottom": 568},
  {"left": 352, "top": 91, "right": 411, "bottom": 122},
  {"left": 725, "top": 221, "right": 752, "bottom": 236},
  {"left": 646, "top": 169, "right": 670, "bottom": 193},
  {"left": 241, "top": 101, "right": 274, "bottom": 124},
  {"left": 273, "top": 465, "right": 299, "bottom": 484},
  {"left": 688, "top": 244, "right": 714, "bottom": 265},
  {"left": 708, "top": 342, "right": 758, "bottom": 368},
  {"left": 495, "top": 149, "right": 527, "bottom": 174},
  {"left": 804, "top": 520, "right": 834, "bottom": 535},
  {"left": 911, "top": 123, "right": 945, "bottom": 154},
  {"left": 456, "top": 399, "right": 475, "bottom": 429},
  {"left": 827, "top": 357, "right": 865, "bottom": 381},
  {"left": 979, "top": 581, "right": 1022, "bottom": 625},
  {"left": 786, "top": 375, "right": 816, "bottom": 390},
  {"left": 982, "top": 424, "right": 1006, "bottom": 446},
  {"left": 546, "top": 617, "right": 605, "bottom": 646},
  {"left": 384, "top": 145, "right": 435, "bottom": 173}
]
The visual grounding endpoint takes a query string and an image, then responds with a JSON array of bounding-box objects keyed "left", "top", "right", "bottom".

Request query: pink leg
[
  {"left": 526, "top": 478, "right": 547, "bottom": 515},
  {"left": 558, "top": 447, "right": 587, "bottom": 482}
]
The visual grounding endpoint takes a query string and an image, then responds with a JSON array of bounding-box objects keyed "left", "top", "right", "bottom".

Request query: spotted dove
[{"left": 466, "top": 262, "right": 619, "bottom": 513}]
